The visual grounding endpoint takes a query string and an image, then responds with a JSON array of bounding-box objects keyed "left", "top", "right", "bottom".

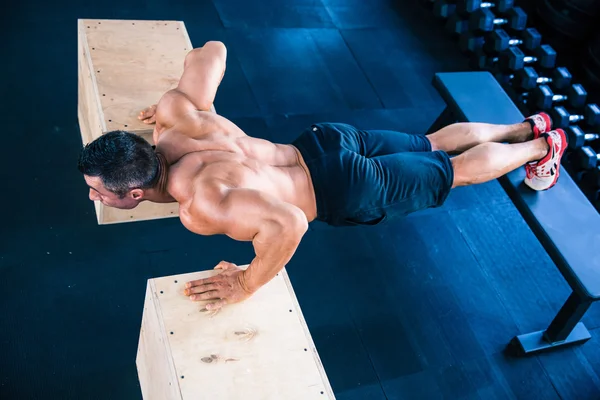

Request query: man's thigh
[{"left": 371, "top": 150, "right": 455, "bottom": 218}]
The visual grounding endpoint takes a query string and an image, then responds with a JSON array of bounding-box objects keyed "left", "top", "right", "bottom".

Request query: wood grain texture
[
  {"left": 136, "top": 266, "right": 335, "bottom": 400},
  {"left": 80, "top": 19, "right": 188, "bottom": 142},
  {"left": 136, "top": 280, "right": 181, "bottom": 400}
]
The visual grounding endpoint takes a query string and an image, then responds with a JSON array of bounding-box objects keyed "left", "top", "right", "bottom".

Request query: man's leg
[
  {"left": 450, "top": 129, "right": 568, "bottom": 190},
  {"left": 423, "top": 112, "right": 566, "bottom": 190},
  {"left": 352, "top": 113, "right": 550, "bottom": 157},
  {"left": 426, "top": 113, "right": 552, "bottom": 154},
  {"left": 427, "top": 121, "right": 532, "bottom": 154},
  {"left": 450, "top": 138, "right": 547, "bottom": 187}
]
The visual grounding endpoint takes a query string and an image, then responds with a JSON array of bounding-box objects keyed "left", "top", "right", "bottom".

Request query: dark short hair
[{"left": 77, "top": 130, "right": 158, "bottom": 197}]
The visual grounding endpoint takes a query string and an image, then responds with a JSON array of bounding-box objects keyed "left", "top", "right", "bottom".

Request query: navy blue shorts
[{"left": 292, "top": 122, "right": 454, "bottom": 227}]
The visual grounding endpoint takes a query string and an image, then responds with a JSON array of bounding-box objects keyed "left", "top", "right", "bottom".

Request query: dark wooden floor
[{"left": 2, "top": 0, "right": 600, "bottom": 399}]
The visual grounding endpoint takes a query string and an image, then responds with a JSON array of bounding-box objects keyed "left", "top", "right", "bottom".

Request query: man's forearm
[{"left": 241, "top": 225, "right": 306, "bottom": 293}]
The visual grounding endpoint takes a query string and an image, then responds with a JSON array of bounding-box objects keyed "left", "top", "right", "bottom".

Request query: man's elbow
[
  {"left": 184, "top": 41, "right": 227, "bottom": 69},
  {"left": 283, "top": 208, "right": 309, "bottom": 239},
  {"left": 204, "top": 40, "right": 226, "bottom": 51},
  {"left": 204, "top": 41, "right": 227, "bottom": 64}
]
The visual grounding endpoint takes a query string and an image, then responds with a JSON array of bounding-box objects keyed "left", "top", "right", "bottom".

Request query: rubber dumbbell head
[
  {"left": 469, "top": 50, "right": 498, "bottom": 70},
  {"left": 551, "top": 67, "right": 572, "bottom": 90},
  {"left": 433, "top": 0, "right": 456, "bottom": 18},
  {"left": 503, "top": 85, "right": 529, "bottom": 109},
  {"left": 550, "top": 104, "right": 600, "bottom": 129},
  {"left": 534, "top": 45, "right": 557, "bottom": 69},
  {"left": 575, "top": 146, "right": 600, "bottom": 170},
  {"left": 469, "top": 7, "right": 527, "bottom": 32},
  {"left": 446, "top": 14, "right": 470, "bottom": 35},
  {"left": 498, "top": 47, "right": 528, "bottom": 71},
  {"left": 459, "top": 33, "right": 485, "bottom": 53},
  {"left": 592, "top": 167, "right": 600, "bottom": 188},
  {"left": 457, "top": 0, "right": 514, "bottom": 14},
  {"left": 494, "top": 71, "right": 514, "bottom": 85},
  {"left": 566, "top": 126, "right": 600, "bottom": 150}
]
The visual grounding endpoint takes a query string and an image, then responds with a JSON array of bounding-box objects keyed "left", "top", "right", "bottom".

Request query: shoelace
[
  {"left": 525, "top": 162, "right": 552, "bottom": 179},
  {"left": 532, "top": 163, "right": 553, "bottom": 178},
  {"left": 525, "top": 163, "right": 534, "bottom": 179}
]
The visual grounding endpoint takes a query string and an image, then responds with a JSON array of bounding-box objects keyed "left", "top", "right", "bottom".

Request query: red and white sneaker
[
  {"left": 524, "top": 129, "right": 568, "bottom": 191},
  {"left": 524, "top": 112, "right": 553, "bottom": 139}
]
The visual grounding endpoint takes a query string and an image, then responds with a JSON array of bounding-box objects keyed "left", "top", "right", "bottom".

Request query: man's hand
[
  {"left": 184, "top": 261, "right": 254, "bottom": 311},
  {"left": 138, "top": 105, "right": 157, "bottom": 124}
]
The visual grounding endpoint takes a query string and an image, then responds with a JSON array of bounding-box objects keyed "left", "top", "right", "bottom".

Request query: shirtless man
[{"left": 77, "top": 41, "right": 567, "bottom": 311}]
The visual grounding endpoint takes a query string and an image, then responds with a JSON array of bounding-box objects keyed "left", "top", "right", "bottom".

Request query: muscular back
[
  {"left": 155, "top": 110, "right": 296, "bottom": 166},
  {"left": 155, "top": 109, "right": 315, "bottom": 236}
]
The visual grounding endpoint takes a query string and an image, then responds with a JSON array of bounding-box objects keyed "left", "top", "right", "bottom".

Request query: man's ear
[{"left": 130, "top": 189, "right": 144, "bottom": 200}]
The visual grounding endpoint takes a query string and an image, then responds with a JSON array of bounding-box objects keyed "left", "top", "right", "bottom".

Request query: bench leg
[
  {"left": 426, "top": 106, "right": 456, "bottom": 134},
  {"left": 513, "top": 292, "right": 592, "bottom": 355}
]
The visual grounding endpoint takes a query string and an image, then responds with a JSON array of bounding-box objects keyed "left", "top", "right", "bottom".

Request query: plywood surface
[
  {"left": 79, "top": 19, "right": 192, "bottom": 142},
  {"left": 78, "top": 21, "right": 106, "bottom": 144},
  {"left": 96, "top": 200, "right": 179, "bottom": 225},
  {"left": 142, "top": 267, "right": 335, "bottom": 400},
  {"left": 136, "top": 281, "right": 181, "bottom": 400}
]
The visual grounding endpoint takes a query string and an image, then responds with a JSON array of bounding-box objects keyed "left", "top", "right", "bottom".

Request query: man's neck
[{"left": 144, "top": 153, "right": 176, "bottom": 203}]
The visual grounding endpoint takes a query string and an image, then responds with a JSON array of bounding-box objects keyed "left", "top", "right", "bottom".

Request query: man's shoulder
[
  {"left": 177, "top": 180, "right": 228, "bottom": 236},
  {"left": 168, "top": 160, "right": 224, "bottom": 199}
]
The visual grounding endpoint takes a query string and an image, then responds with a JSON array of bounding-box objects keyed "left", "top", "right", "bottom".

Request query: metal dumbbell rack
[{"left": 422, "top": 0, "right": 600, "bottom": 213}]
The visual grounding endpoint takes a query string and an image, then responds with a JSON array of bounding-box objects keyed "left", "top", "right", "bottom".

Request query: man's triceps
[
  {"left": 176, "top": 42, "right": 227, "bottom": 112},
  {"left": 215, "top": 188, "right": 308, "bottom": 290}
]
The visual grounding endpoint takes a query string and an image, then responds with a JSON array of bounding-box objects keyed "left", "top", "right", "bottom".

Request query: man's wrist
[
  {"left": 239, "top": 268, "right": 259, "bottom": 294},
  {"left": 240, "top": 257, "right": 285, "bottom": 294}
]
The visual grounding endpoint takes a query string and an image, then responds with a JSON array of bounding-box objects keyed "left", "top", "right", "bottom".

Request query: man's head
[{"left": 77, "top": 130, "right": 158, "bottom": 209}]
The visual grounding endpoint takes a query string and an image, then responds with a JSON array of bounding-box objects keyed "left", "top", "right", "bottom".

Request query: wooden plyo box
[
  {"left": 77, "top": 18, "right": 215, "bottom": 225},
  {"left": 136, "top": 267, "right": 336, "bottom": 400}
]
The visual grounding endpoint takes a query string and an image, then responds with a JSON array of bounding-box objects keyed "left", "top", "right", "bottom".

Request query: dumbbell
[
  {"left": 459, "top": 27, "right": 539, "bottom": 54},
  {"left": 470, "top": 49, "right": 497, "bottom": 69},
  {"left": 470, "top": 7, "right": 527, "bottom": 32},
  {"left": 446, "top": 13, "right": 471, "bottom": 35},
  {"left": 550, "top": 104, "right": 600, "bottom": 129},
  {"left": 439, "top": 0, "right": 514, "bottom": 21},
  {"left": 501, "top": 82, "right": 530, "bottom": 110},
  {"left": 472, "top": 45, "right": 556, "bottom": 72},
  {"left": 456, "top": 0, "right": 514, "bottom": 14},
  {"left": 433, "top": 0, "right": 456, "bottom": 18},
  {"left": 483, "top": 28, "right": 541, "bottom": 53},
  {"left": 459, "top": 34, "right": 486, "bottom": 53},
  {"left": 496, "top": 66, "right": 570, "bottom": 89},
  {"left": 566, "top": 126, "right": 600, "bottom": 150},
  {"left": 499, "top": 46, "right": 556, "bottom": 71},
  {"left": 518, "top": 67, "right": 571, "bottom": 90},
  {"left": 531, "top": 84, "right": 587, "bottom": 111},
  {"left": 574, "top": 146, "right": 600, "bottom": 170},
  {"left": 590, "top": 167, "right": 600, "bottom": 189}
]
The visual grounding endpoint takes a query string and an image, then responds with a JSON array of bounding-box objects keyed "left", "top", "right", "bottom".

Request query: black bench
[{"left": 427, "top": 71, "right": 600, "bottom": 355}]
